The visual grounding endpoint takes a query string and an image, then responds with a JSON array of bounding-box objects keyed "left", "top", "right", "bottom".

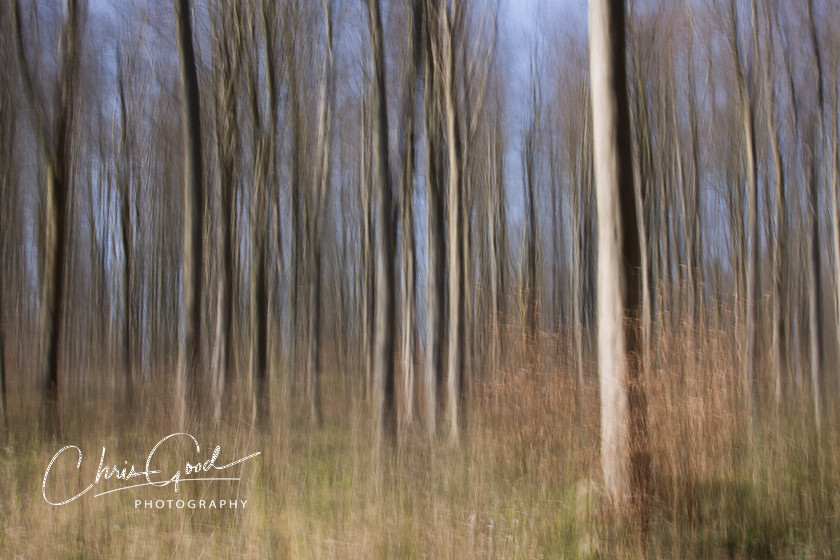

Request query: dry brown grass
[{"left": 1, "top": 324, "right": 839, "bottom": 558}]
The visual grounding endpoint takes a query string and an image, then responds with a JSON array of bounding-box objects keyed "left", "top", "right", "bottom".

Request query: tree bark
[
  {"left": 589, "top": 0, "right": 649, "bottom": 510},
  {"left": 805, "top": 0, "right": 825, "bottom": 430},
  {"left": 366, "top": 0, "right": 398, "bottom": 444},
  {"left": 175, "top": 0, "right": 205, "bottom": 427},
  {"left": 440, "top": 0, "right": 463, "bottom": 444},
  {"left": 399, "top": 0, "right": 422, "bottom": 426},
  {"left": 423, "top": 0, "right": 445, "bottom": 438},
  {"left": 13, "top": 0, "right": 86, "bottom": 439}
]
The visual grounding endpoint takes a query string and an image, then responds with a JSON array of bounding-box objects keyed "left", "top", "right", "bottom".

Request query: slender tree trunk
[
  {"left": 832, "top": 86, "right": 840, "bottom": 400},
  {"left": 686, "top": 38, "right": 704, "bottom": 334},
  {"left": 571, "top": 88, "right": 590, "bottom": 389},
  {"left": 359, "top": 99, "right": 375, "bottom": 400},
  {"left": 250, "top": 0, "right": 279, "bottom": 427},
  {"left": 0, "top": 328, "right": 5, "bottom": 439},
  {"left": 212, "top": 11, "right": 240, "bottom": 425},
  {"left": 423, "top": 0, "right": 445, "bottom": 438},
  {"left": 306, "top": 1, "right": 334, "bottom": 427},
  {"left": 399, "top": 0, "right": 421, "bottom": 426},
  {"left": 440, "top": 0, "right": 463, "bottom": 444},
  {"left": 0, "top": 4, "right": 9, "bottom": 438},
  {"left": 763, "top": 5, "right": 787, "bottom": 405},
  {"left": 496, "top": 119, "right": 508, "bottom": 362},
  {"left": 807, "top": 146, "right": 824, "bottom": 429},
  {"left": 523, "top": 108, "right": 539, "bottom": 355},
  {"left": 117, "top": 71, "right": 135, "bottom": 409},
  {"left": 283, "top": 5, "right": 303, "bottom": 386},
  {"left": 728, "top": 0, "right": 759, "bottom": 415},
  {"left": 806, "top": 0, "right": 825, "bottom": 430},
  {"left": 175, "top": 0, "right": 205, "bottom": 427}
]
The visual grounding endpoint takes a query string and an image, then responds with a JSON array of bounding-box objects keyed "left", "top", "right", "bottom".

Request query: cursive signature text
[{"left": 42, "top": 433, "right": 261, "bottom": 506}]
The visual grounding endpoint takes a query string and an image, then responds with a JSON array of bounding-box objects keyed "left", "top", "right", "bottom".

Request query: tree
[
  {"left": 805, "top": 0, "right": 825, "bottom": 430},
  {"left": 306, "top": 0, "right": 335, "bottom": 426},
  {"left": 0, "top": 0, "right": 15, "bottom": 439},
  {"left": 440, "top": 0, "right": 463, "bottom": 444},
  {"left": 13, "top": 0, "right": 87, "bottom": 439},
  {"left": 366, "top": 0, "right": 398, "bottom": 444},
  {"left": 588, "top": 0, "right": 649, "bottom": 509},
  {"left": 174, "top": 0, "right": 205, "bottom": 427},
  {"left": 423, "top": 0, "right": 445, "bottom": 438},
  {"left": 727, "top": 0, "right": 760, "bottom": 417},
  {"left": 398, "top": 0, "right": 422, "bottom": 426},
  {"left": 209, "top": 0, "right": 244, "bottom": 425}
]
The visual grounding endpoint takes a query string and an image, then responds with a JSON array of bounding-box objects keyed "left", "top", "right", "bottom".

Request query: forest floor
[{"left": 1, "top": 333, "right": 839, "bottom": 558}]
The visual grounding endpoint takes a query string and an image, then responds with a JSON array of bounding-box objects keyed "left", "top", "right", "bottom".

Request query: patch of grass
[{"left": 1, "top": 330, "right": 840, "bottom": 558}]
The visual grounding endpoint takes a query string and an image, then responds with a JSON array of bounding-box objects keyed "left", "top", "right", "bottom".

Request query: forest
[{"left": 1, "top": 0, "right": 840, "bottom": 557}]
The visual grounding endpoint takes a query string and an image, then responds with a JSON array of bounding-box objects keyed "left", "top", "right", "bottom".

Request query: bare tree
[
  {"left": 209, "top": 0, "right": 244, "bottom": 424},
  {"left": 726, "top": 0, "right": 760, "bottom": 416},
  {"left": 440, "top": 0, "right": 463, "bottom": 444},
  {"left": 116, "top": 58, "right": 136, "bottom": 408},
  {"left": 0, "top": 1, "right": 14, "bottom": 439},
  {"left": 522, "top": 70, "right": 540, "bottom": 355},
  {"left": 13, "top": 0, "right": 88, "bottom": 438},
  {"left": 306, "top": 0, "right": 335, "bottom": 426},
  {"left": 423, "top": 0, "right": 445, "bottom": 438},
  {"left": 174, "top": 0, "right": 205, "bottom": 426},
  {"left": 805, "top": 0, "right": 826, "bottom": 430},
  {"left": 398, "top": 0, "right": 422, "bottom": 426},
  {"left": 762, "top": 1, "right": 788, "bottom": 405},
  {"left": 366, "top": 0, "right": 398, "bottom": 443},
  {"left": 589, "top": 0, "right": 649, "bottom": 509}
]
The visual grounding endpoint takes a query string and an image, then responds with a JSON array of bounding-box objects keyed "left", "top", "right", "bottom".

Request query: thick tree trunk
[
  {"left": 13, "top": 0, "right": 84, "bottom": 439},
  {"left": 367, "top": 0, "right": 397, "bottom": 444},
  {"left": 588, "top": 0, "right": 649, "bottom": 510}
]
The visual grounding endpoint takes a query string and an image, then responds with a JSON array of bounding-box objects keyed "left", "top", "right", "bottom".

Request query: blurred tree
[{"left": 589, "top": 0, "right": 649, "bottom": 509}]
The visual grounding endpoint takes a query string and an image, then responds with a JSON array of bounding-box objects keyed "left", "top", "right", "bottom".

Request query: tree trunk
[
  {"left": 117, "top": 69, "right": 135, "bottom": 409},
  {"left": 306, "top": 0, "right": 334, "bottom": 427},
  {"left": 366, "top": 0, "right": 397, "bottom": 444},
  {"left": 423, "top": 0, "right": 445, "bottom": 438},
  {"left": 13, "top": 0, "right": 85, "bottom": 439},
  {"left": 728, "top": 0, "right": 759, "bottom": 415},
  {"left": 763, "top": 4, "right": 787, "bottom": 405},
  {"left": 806, "top": 0, "right": 825, "bottom": 430},
  {"left": 211, "top": 4, "right": 241, "bottom": 425},
  {"left": 440, "top": 0, "right": 463, "bottom": 444},
  {"left": 588, "top": 0, "right": 649, "bottom": 510},
  {"left": 175, "top": 0, "right": 205, "bottom": 427},
  {"left": 399, "top": 0, "right": 421, "bottom": 426}
]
